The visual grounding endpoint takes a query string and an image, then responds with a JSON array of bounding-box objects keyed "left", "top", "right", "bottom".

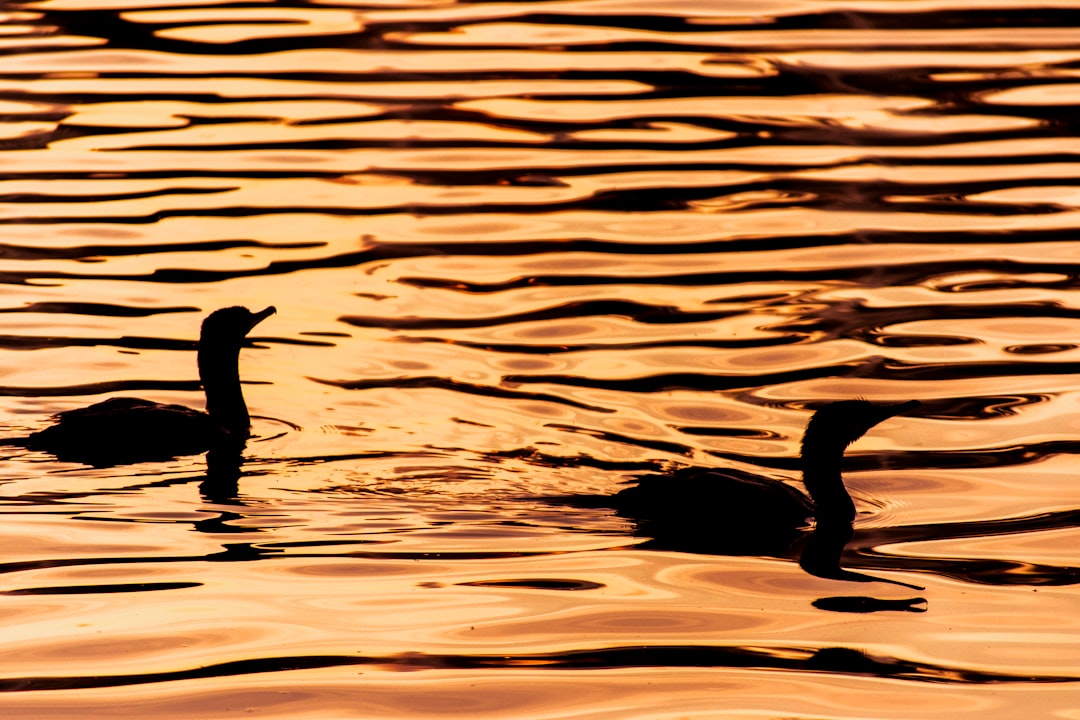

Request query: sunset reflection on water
[{"left": 3, "top": 0, "right": 1080, "bottom": 716}]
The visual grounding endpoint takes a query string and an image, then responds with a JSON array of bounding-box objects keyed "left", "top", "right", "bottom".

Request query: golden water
[{"left": 2, "top": 0, "right": 1080, "bottom": 716}]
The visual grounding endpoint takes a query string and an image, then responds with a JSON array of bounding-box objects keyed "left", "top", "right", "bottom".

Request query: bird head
[
  {"left": 200, "top": 306, "right": 276, "bottom": 347},
  {"left": 804, "top": 399, "right": 920, "bottom": 450}
]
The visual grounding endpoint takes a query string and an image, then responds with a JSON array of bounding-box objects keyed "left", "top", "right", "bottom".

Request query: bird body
[
  {"left": 25, "top": 397, "right": 216, "bottom": 465},
  {"left": 611, "top": 466, "right": 813, "bottom": 520},
  {"left": 17, "top": 305, "right": 275, "bottom": 466}
]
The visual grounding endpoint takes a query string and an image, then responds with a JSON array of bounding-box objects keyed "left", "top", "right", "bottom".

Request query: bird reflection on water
[{"left": 8, "top": 306, "right": 275, "bottom": 467}]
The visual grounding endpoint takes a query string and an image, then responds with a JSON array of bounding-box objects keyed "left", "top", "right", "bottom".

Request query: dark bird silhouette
[
  {"left": 563, "top": 399, "right": 920, "bottom": 558},
  {"left": 13, "top": 305, "right": 275, "bottom": 466}
]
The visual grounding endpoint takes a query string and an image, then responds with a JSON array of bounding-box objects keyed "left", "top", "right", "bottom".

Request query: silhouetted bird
[
  {"left": 565, "top": 399, "right": 920, "bottom": 557},
  {"left": 13, "top": 305, "right": 275, "bottom": 466}
]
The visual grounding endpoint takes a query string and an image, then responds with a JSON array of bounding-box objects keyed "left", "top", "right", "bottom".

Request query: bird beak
[
  {"left": 250, "top": 306, "right": 276, "bottom": 330},
  {"left": 880, "top": 399, "right": 921, "bottom": 420}
]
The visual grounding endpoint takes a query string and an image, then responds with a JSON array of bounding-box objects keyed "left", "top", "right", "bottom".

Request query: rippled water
[{"left": 3, "top": 0, "right": 1080, "bottom": 716}]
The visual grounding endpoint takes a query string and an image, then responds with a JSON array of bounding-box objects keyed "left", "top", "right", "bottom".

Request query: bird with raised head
[{"left": 12, "top": 305, "right": 275, "bottom": 466}]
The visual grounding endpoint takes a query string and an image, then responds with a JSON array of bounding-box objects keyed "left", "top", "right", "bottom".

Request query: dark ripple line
[
  {"left": 0, "top": 643, "right": 1073, "bottom": 692},
  {"left": 705, "top": 438, "right": 1080, "bottom": 476},
  {"left": 92, "top": 117, "right": 1052, "bottom": 154},
  {"left": 489, "top": 447, "right": 663, "bottom": 474},
  {"left": 0, "top": 238, "right": 319, "bottom": 262},
  {"left": 362, "top": 300, "right": 1080, "bottom": 346},
  {"left": 883, "top": 358, "right": 1080, "bottom": 383},
  {"left": 0, "top": 241, "right": 429, "bottom": 286},
  {"left": 394, "top": 334, "right": 803, "bottom": 354},
  {"left": 309, "top": 375, "right": 615, "bottom": 414},
  {"left": 0, "top": 379, "right": 200, "bottom": 398},
  {"left": 0, "top": 548, "right": 568, "bottom": 578},
  {"left": 855, "top": 554, "right": 1080, "bottom": 588},
  {"left": 3, "top": 164, "right": 1076, "bottom": 211},
  {"left": 348, "top": 229, "right": 1080, "bottom": 262},
  {"left": 0, "top": 331, "right": 198, "bottom": 352},
  {"left": 398, "top": 258, "right": 1080, "bottom": 294},
  {"left": 0, "top": 655, "right": 370, "bottom": 693},
  {"left": 0, "top": 302, "right": 196, "bottom": 318},
  {"left": 518, "top": 36, "right": 1080, "bottom": 54},
  {"left": 340, "top": 299, "right": 739, "bottom": 331},
  {"left": 505, "top": 356, "right": 1080, "bottom": 395},
  {"left": 0, "top": 69, "right": 692, "bottom": 96},
  {"left": 543, "top": 422, "right": 693, "bottom": 457},
  {"left": 460, "top": 7, "right": 1080, "bottom": 31},
  {"left": 457, "top": 578, "right": 604, "bottom": 591},
  {"left": 2, "top": 581, "right": 201, "bottom": 595},
  {"left": 4, "top": 186, "right": 232, "bottom": 203},
  {"left": 503, "top": 364, "right": 859, "bottom": 394},
  {"left": 0, "top": 544, "right": 277, "bottom": 578}
]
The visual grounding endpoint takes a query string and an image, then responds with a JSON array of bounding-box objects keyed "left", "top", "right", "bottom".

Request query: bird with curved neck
[
  {"left": 798, "top": 399, "right": 921, "bottom": 525},
  {"left": 16, "top": 305, "right": 275, "bottom": 466},
  {"left": 568, "top": 399, "right": 920, "bottom": 557}
]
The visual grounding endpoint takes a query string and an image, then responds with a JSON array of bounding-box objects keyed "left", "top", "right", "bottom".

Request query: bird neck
[
  {"left": 198, "top": 344, "right": 250, "bottom": 442},
  {"left": 800, "top": 437, "right": 856, "bottom": 523}
]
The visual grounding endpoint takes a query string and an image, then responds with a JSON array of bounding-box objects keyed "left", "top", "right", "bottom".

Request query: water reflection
[
  {"left": 5, "top": 0, "right": 1080, "bottom": 715},
  {"left": 197, "top": 448, "right": 244, "bottom": 505}
]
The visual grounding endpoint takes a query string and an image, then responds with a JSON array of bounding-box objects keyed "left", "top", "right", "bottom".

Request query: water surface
[{"left": 3, "top": 0, "right": 1080, "bottom": 716}]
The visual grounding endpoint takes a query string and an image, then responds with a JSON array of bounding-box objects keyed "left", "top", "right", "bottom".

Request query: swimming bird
[
  {"left": 15, "top": 305, "right": 275, "bottom": 466},
  {"left": 564, "top": 399, "right": 920, "bottom": 557}
]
